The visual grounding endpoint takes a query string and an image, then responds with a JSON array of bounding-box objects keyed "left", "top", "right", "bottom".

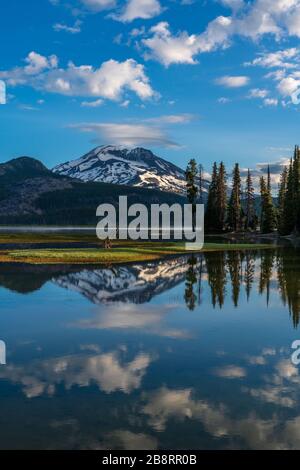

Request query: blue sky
[{"left": 1, "top": 0, "right": 300, "bottom": 178}]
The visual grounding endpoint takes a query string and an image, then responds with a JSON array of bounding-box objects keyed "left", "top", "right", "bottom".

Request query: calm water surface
[{"left": 0, "top": 248, "right": 300, "bottom": 449}]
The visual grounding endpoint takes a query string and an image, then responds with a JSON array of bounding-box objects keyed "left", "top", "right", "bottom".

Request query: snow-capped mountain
[{"left": 53, "top": 145, "right": 199, "bottom": 195}]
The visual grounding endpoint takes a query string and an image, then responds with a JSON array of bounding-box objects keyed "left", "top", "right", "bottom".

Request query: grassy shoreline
[{"left": 0, "top": 242, "right": 275, "bottom": 265}]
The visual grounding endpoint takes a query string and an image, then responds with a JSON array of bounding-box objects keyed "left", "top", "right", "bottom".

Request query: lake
[{"left": 0, "top": 247, "right": 300, "bottom": 449}]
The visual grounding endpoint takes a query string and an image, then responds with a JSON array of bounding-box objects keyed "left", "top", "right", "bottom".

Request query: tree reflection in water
[{"left": 184, "top": 249, "right": 300, "bottom": 328}]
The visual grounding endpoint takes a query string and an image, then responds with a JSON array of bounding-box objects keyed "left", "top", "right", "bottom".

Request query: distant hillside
[{"left": 0, "top": 156, "right": 186, "bottom": 225}]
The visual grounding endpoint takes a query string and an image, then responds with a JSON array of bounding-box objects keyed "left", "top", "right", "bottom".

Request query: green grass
[{"left": 0, "top": 242, "right": 274, "bottom": 265}]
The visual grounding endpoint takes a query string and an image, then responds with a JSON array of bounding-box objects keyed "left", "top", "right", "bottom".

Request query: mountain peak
[{"left": 53, "top": 145, "right": 190, "bottom": 194}]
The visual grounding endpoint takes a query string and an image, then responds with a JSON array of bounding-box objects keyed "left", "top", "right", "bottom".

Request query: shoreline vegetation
[{"left": 0, "top": 238, "right": 275, "bottom": 265}]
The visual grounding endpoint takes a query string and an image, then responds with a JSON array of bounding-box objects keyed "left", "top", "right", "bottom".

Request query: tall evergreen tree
[
  {"left": 245, "top": 168, "right": 256, "bottom": 231},
  {"left": 260, "top": 167, "right": 276, "bottom": 233},
  {"left": 205, "top": 162, "right": 219, "bottom": 232},
  {"left": 260, "top": 176, "right": 267, "bottom": 232},
  {"left": 215, "top": 161, "right": 227, "bottom": 232},
  {"left": 293, "top": 145, "right": 300, "bottom": 232},
  {"left": 198, "top": 164, "right": 204, "bottom": 204},
  {"left": 186, "top": 159, "right": 198, "bottom": 205},
  {"left": 278, "top": 166, "right": 288, "bottom": 235},
  {"left": 186, "top": 159, "right": 198, "bottom": 230},
  {"left": 282, "top": 158, "right": 295, "bottom": 235},
  {"left": 227, "top": 164, "right": 242, "bottom": 232}
]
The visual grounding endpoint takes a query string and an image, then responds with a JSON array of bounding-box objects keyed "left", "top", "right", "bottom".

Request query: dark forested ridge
[{"left": 0, "top": 156, "right": 185, "bottom": 225}]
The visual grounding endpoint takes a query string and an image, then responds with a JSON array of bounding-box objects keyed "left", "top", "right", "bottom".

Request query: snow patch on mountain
[{"left": 52, "top": 145, "right": 195, "bottom": 195}]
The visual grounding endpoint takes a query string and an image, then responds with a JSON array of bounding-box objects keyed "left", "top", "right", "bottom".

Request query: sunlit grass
[{"left": 0, "top": 242, "right": 274, "bottom": 265}]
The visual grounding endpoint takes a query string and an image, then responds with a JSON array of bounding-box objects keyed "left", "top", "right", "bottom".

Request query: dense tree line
[{"left": 185, "top": 145, "right": 300, "bottom": 235}]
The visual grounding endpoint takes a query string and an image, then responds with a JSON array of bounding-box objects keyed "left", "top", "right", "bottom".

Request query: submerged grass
[{"left": 0, "top": 242, "right": 274, "bottom": 265}]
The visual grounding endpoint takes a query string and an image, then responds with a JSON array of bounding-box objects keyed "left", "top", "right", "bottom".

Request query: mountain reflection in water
[{"left": 0, "top": 248, "right": 300, "bottom": 449}]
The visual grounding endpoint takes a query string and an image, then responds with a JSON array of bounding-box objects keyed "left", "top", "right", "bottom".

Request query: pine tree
[
  {"left": 278, "top": 166, "right": 288, "bottom": 235},
  {"left": 186, "top": 159, "right": 198, "bottom": 230},
  {"left": 186, "top": 159, "right": 198, "bottom": 205},
  {"left": 215, "top": 161, "right": 227, "bottom": 232},
  {"left": 205, "top": 162, "right": 219, "bottom": 232},
  {"left": 260, "top": 176, "right": 267, "bottom": 232},
  {"left": 282, "top": 158, "right": 295, "bottom": 235},
  {"left": 227, "top": 164, "right": 242, "bottom": 232},
  {"left": 260, "top": 167, "right": 276, "bottom": 233},
  {"left": 245, "top": 169, "right": 256, "bottom": 231},
  {"left": 198, "top": 164, "right": 204, "bottom": 204},
  {"left": 293, "top": 145, "right": 300, "bottom": 233}
]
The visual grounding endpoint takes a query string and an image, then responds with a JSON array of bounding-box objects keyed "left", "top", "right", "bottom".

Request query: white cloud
[
  {"left": 215, "top": 75, "right": 250, "bottom": 87},
  {"left": 145, "top": 113, "right": 195, "bottom": 124},
  {"left": 218, "top": 97, "right": 231, "bottom": 104},
  {"left": 120, "top": 99, "right": 130, "bottom": 107},
  {"left": 142, "top": 19, "right": 232, "bottom": 66},
  {"left": 248, "top": 88, "right": 269, "bottom": 98},
  {"left": 0, "top": 80, "right": 6, "bottom": 104},
  {"left": 69, "top": 113, "right": 195, "bottom": 148},
  {"left": 81, "top": 98, "right": 104, "bottom": 107},
  {"left": 247, "top": 49, "right": 300, "bottom": 102},
  {"left": 0, "top": 52, "right": 155, "bottom": 102},
  {"left": 53, "top": 20, "right": 82, "bottom": 34},
  {"left": 141, "top": 1, "right": 300, "bottom": 67},
  {"left": 142, "top": 22, "right": 202, "bottom": 66},
  {"left": 264, "top": 97, "right": 279, "bottom": 106},
  {"left": 80, "top": 0, "right": 116, "bottom": 11},
  {"left": 246, "top": 48, "right": 300, "bottom": 68},
  {"left": 103, "top": 430, "right": 158, "bottom": 450},
  {"left": 213, "top": 365, "right": 247, "bottom": 379},
  {"left": 69, "top": 122, "right": 180, "bottom": 148},
  {"left": 277, "top": 75, "right": 300, "bottom": 97},
  {"left": 113, "top": 0, "right": 163, "bottom": 23},
  {"left": 219, "top": 0, "right": 245, "bottom": 11},
  {"left": 0, "top": 350, "right": 152, "bottom": 396}
]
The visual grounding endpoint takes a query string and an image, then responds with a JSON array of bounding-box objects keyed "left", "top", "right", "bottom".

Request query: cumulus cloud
[
  {"left": 0, "top": 52, "right": 155, "bottom": 102},
  {"left": 215, "top": 75, "right": 250, "bottom": 87},
  {"left": 113, "top": 0, "right": 163, "bottom": 23},
  {"left": 142, "top": 19, "right": 232, "bottom": 66},
  {"left": 246, "top": 48, "right": 300, "bottom": 69},
  {"left": 141, "top": 1, "right": 300, "bottom": 67},
  {"left": 245, "top": 47, "right": 300, "bottom": 102}
]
